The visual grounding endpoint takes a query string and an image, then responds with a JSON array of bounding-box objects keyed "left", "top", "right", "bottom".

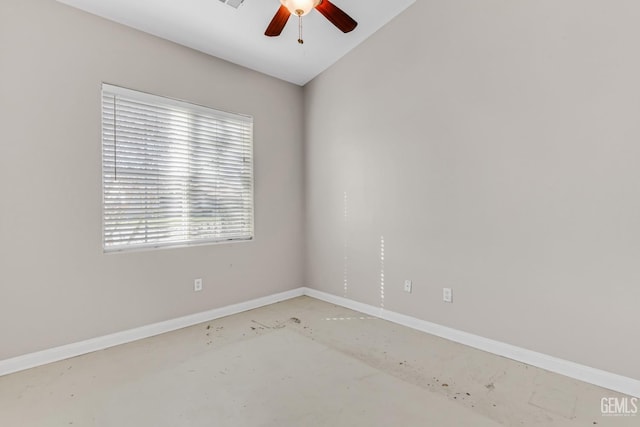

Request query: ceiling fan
[{"left": 265, "top": 0, "right": 358, "bottom": 44}]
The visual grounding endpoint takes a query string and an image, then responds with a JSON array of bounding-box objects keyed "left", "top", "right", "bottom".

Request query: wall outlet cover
[
  {"left": 404, "top": 280, "right": 412, "bottom": 293},
  {"left": 443, "top": 288, "right": 452, "bottom": 303}
]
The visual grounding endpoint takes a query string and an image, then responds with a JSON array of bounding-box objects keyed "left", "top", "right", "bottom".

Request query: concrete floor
[{"left": 0, "top": 296, "right": 635, "bottom": 426}]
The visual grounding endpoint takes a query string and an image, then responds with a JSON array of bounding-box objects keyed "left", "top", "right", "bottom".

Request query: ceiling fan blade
[
  {"left": 265, "top": 5, "right": 291, "bottom": 37},
  {"left": 315, "top": 0, "right": 358, "bottom": 33}
]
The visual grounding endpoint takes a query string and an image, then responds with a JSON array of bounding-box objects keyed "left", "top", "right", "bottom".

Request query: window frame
[{"left": 101, "top": 83, "right": 255, "bottom": 253}]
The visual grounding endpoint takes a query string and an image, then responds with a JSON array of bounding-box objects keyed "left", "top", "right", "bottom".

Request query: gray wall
[
  {"left": 305, "top": 0, "right": 640, "bottom": 380},
  {"left": 0, "top": 0, "right": 304, "bottom": 360}
]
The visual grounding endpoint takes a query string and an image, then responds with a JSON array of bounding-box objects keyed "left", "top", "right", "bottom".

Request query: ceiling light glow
[{"left": 280, "top": 0, "right": 321, "bottom": 16}]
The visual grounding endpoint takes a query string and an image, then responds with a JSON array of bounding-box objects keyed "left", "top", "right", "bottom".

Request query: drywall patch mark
[
  {"left": 380, "top": 235, "right": 385, "bottom": 308},
  {"left": 343, "top": 191, "right": 349, "bottom": 297}
]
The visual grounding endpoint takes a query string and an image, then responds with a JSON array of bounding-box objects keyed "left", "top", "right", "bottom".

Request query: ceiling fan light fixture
[
  {"left": 280, "top": 0, "right": 321, "bottom": 16},
  {"left": 265, "top": 0, "right": 357, "bottom": 40}
]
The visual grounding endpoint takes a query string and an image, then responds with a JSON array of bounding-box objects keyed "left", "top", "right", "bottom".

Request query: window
[{"left": 101, "top": 84, "right": 254, "bottom": 252}]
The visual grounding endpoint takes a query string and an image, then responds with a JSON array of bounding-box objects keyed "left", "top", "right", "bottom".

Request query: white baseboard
[
  {"left": 0, "top": 288, "right": 304, "bottom": 378},
  {"left": 2, "top": 286, "right": 638, "bottom": 398},
  {"left": 302, "top": 287, "right": 640, "bottom": 398}
]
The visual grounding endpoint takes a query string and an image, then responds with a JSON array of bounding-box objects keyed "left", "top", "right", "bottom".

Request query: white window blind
[{"left": 101, "top": 84, "right": 254, "bottom": 252}]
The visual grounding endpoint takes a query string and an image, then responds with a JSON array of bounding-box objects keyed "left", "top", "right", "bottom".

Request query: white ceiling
[{"left": 56, "top": 0, "right": 415, "bottom": 86}]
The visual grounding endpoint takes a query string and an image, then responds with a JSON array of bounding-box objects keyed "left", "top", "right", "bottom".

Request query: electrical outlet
[
  {"left": 194, "top": 278, "right": 203, "bottom": 292},
  {"left": 404, "top": 280, "right": 412, "bottom": 293},
  {"left": 443, "top": 288, "right": 452, "bottom": 303}
]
